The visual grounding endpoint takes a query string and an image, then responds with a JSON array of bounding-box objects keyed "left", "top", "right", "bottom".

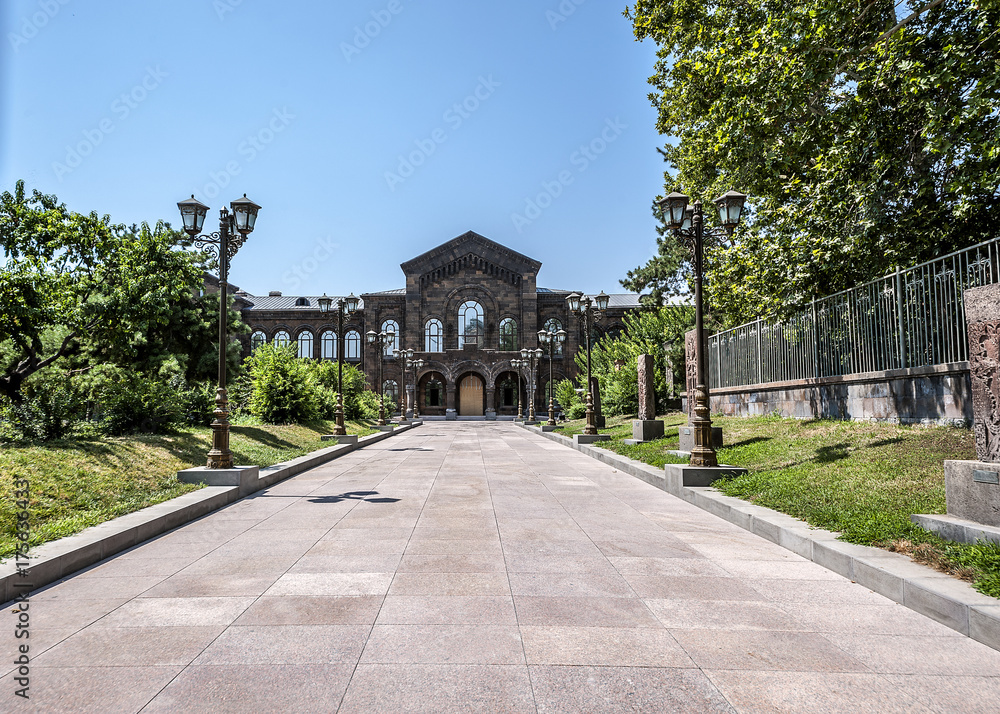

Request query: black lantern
[
  {"left": 658, "top": 191, "right": 690, "bottom": 231},
  {"left": 229, "top": 194, "right": 261, "bottom": 234},
  {"left": 176, "top": 195, "right": 209, "bottom": 236},
  {"left": 318, "top": 294, "right": 332, "bottom": 314},
  {"left": 714, "top": 190, "right": 747, "bottom": 232}
]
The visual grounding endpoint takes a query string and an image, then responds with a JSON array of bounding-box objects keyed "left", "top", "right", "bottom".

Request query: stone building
[{"left": 236, "top": 231, "right": 641, "bottom": 419}]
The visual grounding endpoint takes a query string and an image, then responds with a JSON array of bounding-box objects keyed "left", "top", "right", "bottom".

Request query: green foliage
[
  {"left": 566, "top": 402, "right": 587, "bottom": 420},
  {"left": 97, "top": 372, "right": 184, "bottom": 436},
  {"left": 626, "top": 1, "right": 1000, "bottom": 323},
  {"left": 554, "top": 379, "right": 580, "bottom": 410},
  {"left": 575, "top": 305, "right": 694, "bottom": 417},
  {"left": 244, "top": 343, "right": 321, "bottom": 424}
]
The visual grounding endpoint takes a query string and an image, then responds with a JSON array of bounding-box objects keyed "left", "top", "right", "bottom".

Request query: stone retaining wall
[{"left": 685, "top": 362, "right": 972, "bottom": 425}]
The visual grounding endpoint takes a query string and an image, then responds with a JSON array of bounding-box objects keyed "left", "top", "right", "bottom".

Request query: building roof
[{"left": 241, "top": 295, "right": 366, "bottom": 311}]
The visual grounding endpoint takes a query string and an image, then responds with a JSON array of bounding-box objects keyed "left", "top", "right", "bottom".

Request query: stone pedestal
[
  {"left": 379, "top": 424, "right": 396, "bottom": 432},
  {"left": 575, "top": 434, "right": 611, "bottom": 445},
  {"left": 945, "top": 460, "right": 1000, "bottom": 527},
  {"left": 624, "top": 420, "right": 664, "bottom": 446},
  {"left": 178, "top": 465, "right": 259, "bottom": 497},
  {"left": 664, "top": 463, "right": 747, "bottom": 490},
  {"left": 678, "top": 425, "right": 722, "bottom": 453},
  {"left": 541, "top": 424, "right": 559, "bottom": 432}
]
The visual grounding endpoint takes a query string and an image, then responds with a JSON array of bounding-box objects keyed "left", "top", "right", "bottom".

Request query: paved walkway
[{"left": 5, "top": 423, "right": 1000, "bottom": 713}]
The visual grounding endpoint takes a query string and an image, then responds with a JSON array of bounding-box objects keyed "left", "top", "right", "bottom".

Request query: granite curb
[
  {"left": 1, "top": 423, "right": 419, "bottom": 604},
  {"left": 516, "top": 422, "right": 1000, "bottom": 652}
]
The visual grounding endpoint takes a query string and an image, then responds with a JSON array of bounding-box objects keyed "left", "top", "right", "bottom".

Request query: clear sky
[{"left": 1, "top": 0, "right": 668, "bottom": 298}]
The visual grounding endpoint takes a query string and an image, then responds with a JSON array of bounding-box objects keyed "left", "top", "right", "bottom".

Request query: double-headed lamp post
[
  {"left": 366, "top": 328, "right": 395, "bottom": 426},
  {"left": 658, "top": 189, "right": 746, "bottom": 467},
  {"left": 565, "top": 291, "right": 610, "bottom": 435},
  {"left": 537, "top": 327, "right": 567, "bottom": 426},
  {"left": 396, "top": 349, "right": 425, "bottom": 421},
  {"left": 177, "top": 194, "right": 261, "bottom": 470},
  {"left": 518, "top": 348, "right": 543, "bottom": 422},
  {"left": 510, "top": 358, "right": 525, "bottom": 420},
  {"left": 317, "top": 292, "right": 360, "bottom": 436}
]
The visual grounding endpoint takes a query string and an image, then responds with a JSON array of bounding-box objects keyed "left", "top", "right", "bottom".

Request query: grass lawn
[
  {"left": 552, "top": 412, "right": 1000, "bottom": 598},
  {"left": 0, "top": 418, "right": 378, "bottom": 561}
]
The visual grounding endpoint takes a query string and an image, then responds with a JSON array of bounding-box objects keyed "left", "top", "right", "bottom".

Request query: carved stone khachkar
[
  {"left": 638, "top": 354, "right": 656, "bottom": 421},
  {"left": 967, "top": 283, "right": 1000, "bottom": 464},
  {"left": 913, "top": 284, "right": 1000, "bottom": 542},
  {"left": 627, "top": 354, "right": 663, "bottom": 444}
]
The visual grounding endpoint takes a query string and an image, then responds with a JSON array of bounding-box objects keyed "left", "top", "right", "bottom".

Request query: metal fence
[{"left": 708, "top": 237, "right": 1000, "bottom": 389}]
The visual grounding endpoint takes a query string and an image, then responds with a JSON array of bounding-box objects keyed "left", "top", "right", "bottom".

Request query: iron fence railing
[{"left": 708, "top": 237, "right": 1000, "bottom": 389}]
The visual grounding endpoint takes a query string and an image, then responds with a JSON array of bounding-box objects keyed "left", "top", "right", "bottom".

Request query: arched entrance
[{"left": 458, "top": 374, "right": 485, "bottom": 416}]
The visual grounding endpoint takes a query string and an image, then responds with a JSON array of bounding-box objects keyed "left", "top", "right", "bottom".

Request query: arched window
[
  {"left": 424, "top": 318, "right": 443, "bottom": 352},
  {"left": 321, "top": 330, "right": 337, "bottom": 360},
  {"left": 383, "top": 379, "right": 399, "bottom": 409},
  {"left": 499, "top": 377, "right": 518, "bottom": 407},
  {"left": 297, "top": 330, "right": 314, "bottom": 359},
  {"left": 345, "top": 330, "right": 361, "bottom": 360},
  {"left": 274, "top": 330, "right": 291, "bottom": 348},
  {"left": 295, "top": 297, "right": 310, "bottom": 307},
  {"left": 544, "top": 318, "right": 564, "bottom": 355},
  {"left": 458, "top": 300, "right": 484, "bottom": 348},
  {"left": 425, "top": 379, "right": 443, "bottom": 407},
  {"left": 381, "top": 319, "right": 399, "bottom": 356},
  {"left": 499, "top": 318, "right": 517, "bottom": 351},
  {"left": 250, "top": 331, "right": 267, "bottom": 352}
]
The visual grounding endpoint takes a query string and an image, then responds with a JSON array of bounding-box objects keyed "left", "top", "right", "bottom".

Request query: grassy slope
[
  {"left": 553, "top": 413, "right": 1000, "bottom": 598},
  {"left": 0, "top": 419, "right": 377, "bottom": 560}
]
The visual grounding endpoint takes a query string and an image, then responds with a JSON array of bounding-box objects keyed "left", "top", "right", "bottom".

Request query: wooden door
[{"left": 458, "top": 375, "right": 484, "bottom": 416}]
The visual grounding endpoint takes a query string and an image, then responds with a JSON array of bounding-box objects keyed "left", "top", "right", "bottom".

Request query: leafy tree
[
  {"left": 1, "top": 181, "right": 242, "bottom": 402},
  {"left": 577, "top": 306, "right": 694, "bottom": 416},
  {"left": 626, "top": 1, "right": 1000, "bottom": 324},
  {"left": 244, "top": 344, "right": 322, "bottom": 423}
]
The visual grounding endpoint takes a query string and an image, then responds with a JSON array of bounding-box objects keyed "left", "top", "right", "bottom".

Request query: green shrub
[
  {"left": 99, "top": 373, "right": 183, "bottom": 435},
  {"left": 175, "top": 378, "right": 215, "bottom": 426},
  {"left": 1, "top": 372, "right": 83, "bottom": 441},
  {"left": 244, "top": 344, "right": 321, "bottom": 423},
  {"left": 555, "top": 379, "right": 581, "bottom": 410},
  {"left": 566, "top": 402, "right": 587, "bottom": 420}
]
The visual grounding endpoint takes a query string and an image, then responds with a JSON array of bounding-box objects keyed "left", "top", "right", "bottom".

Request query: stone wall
[{"left": 685, "top": 362, "right": 972, "bottom": 426}]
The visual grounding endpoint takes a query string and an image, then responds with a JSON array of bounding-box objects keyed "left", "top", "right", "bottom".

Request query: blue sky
[{"left": 1, "top": 0, "right": 668, "bottom": 297}]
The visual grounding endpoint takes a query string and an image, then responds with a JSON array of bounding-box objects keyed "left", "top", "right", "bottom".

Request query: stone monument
[
  {"left": 912, "top": 283, "right": 1000, "bottom": 544},
  {"left": 679, "top": 328, "right": 722, "bottom": 453},
  {"left": 625, "top": 354, "right": 664, "bottom": 444}
]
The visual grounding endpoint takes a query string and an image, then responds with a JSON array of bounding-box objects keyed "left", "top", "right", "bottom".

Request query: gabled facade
[{"left": 238, "top": 231, "right": 640, "bottom": 418}]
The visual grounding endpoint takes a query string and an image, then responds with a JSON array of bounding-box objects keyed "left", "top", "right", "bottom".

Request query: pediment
[{"left": 400, "top": 231, "right": 541, "bottom": 279}]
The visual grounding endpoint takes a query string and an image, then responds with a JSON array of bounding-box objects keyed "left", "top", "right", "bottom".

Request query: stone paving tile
[
  {"left": 142, "top": 664, "right": 355, "bottom": 713},
  {"left": 882, "top": 674, "right": 1000, "bottom": 714},
  {"left": 669, "top": 629, "right": 870, "bottom": 672},
  {"left": 647, "top": 599, "right": 810, "bottom": 631},
  {"left": 513, "top": 595, "right": 663, "bottom": 628},
  {"left": 323, "top": 526, "right": 416, "bottom": 540},
  {"left": 521, "top": 626, "right": 695, "bottom": 667},
  {"left": 624, "top": 574, "right": 767, "bottom": 602},
  {"left": 706, "top": 670, "right": 936, "bottom": 714},
  {"left": 338, "top": 664, "right": 535, "bottom": 714},
  {"left": 308, "top": 538, "right": 410, "bottom": 555},
  {"left": 32, "top": 575, "right": 166, "bottom": 601},
  {"left": 93, "top": 596, "right": 255, "bottom": 628},
  {"left": 360, "top": 624, "right": 524, "bottom": 664},
  {"left": 32, "top": 625, "right": 224, "bottom": 667},
  {"left": 528, "top": 665, "right": 736, "bottom": 714},
  {"left": 174, "top": 554, "right": 299, "bottom": 577},
  {"left": 745, "top": 578, "right": 896, "bottom": 606},
  {"left": 823, "top": 633, "right": 1000, "bottom": 675},
  {"left": 715, "top": 557, "right": 844, "bottom": 581},
  {"left": 288, "top": 553, "right": 402, "bottom": 574},
  {"left": 0, "top": 665, "right": 183, "bottom": 713},
  {"left": 607, "top": 555, "right": 729, "bottom": 577},
  {"left": 11, "top": 597, "right": 130, "bottom": 631},
  {"left": 503, "top": 553, "right": 619, "bottom": 575},
  {"left": 139, "top": 573, "right": 281, "bottom": 598},
  {"left": 376, "top": 596, "right": 517, "bottom": 625},
  {"left": 0, "top": 628, "right": 77, "bottom": 678},
  {"left": 265, "top": 572, "right": 394, "bottom": 597},
  {"left": 388, "top": 572, "right": 511, "bottom": 596},
  {"left": 193, "top": 624, "right": 369, "bottom": 664},
  {"left": 508, "top": 571, "right": 634, "bottom": 598},
  {"left": 81, "top": 556, "right": 199, "bottom": 578},
  {"left": 396, "top": 553, "right": 507, "bottom": 573},
  {"left": 773, "top": 601, "right": 966, "bottom": 637},
  {"left": 233, "top": 595, "right": 384, "bottom": 626}
]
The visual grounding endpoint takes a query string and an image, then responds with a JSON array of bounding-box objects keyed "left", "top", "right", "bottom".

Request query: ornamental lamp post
[
  {"left": 396, "top": 348, "right": 414, "bottom": 421},
  {"left": 657, "top": 189, "right": 746, "bottom": 467},
  {"left": 177, "top": 193, "right": 260, "bottom": 469},
  {"left": 366, "top": 327, "right": 395, "bottom": 426},
  {"left": 537, "top": 327, "right": 567, "bottom": 426},
  {"left": 510, "top": 359, "right": 524, "bottom": 420},
  {"left": 319, "top": 292, "right": 358, "bottom": 436},
  {"left": 566, "top": 290, "right": 610, "bottom": 436},
  {"left": 519, "top": 347, "right": 543, "bottom": 423},
  {"left": 407, "top": 354, "right": 424, "bottom": 420}
]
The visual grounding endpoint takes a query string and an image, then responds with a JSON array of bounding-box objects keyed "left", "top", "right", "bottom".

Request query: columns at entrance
[{"left": 485, "top": 385, "right": 496, "bottom": 421}]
